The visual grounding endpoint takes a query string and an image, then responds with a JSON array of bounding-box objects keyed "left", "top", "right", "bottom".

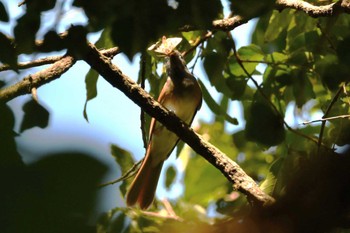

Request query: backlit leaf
[
  {"left": 245, "top": 102, "right": 285, "bottom": 146},
  {"left": 20, "top": 99, "right": 50, "bottom": 133}
]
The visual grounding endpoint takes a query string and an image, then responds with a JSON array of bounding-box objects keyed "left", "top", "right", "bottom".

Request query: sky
[{"left": 1, "top": 0, "right": 258, "bottom": 216}]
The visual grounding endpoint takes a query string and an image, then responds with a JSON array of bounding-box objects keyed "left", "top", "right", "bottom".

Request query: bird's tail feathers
[{"left": 126, "top": 154, "right": 163, "bottom": 210}]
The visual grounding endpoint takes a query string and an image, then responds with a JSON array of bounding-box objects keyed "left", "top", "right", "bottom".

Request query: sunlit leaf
[
  {"left": 83, "top": 28, "right": 115, "bottom": 121},
  {"left": 228, "top": 44, "right": 264, "bottom": 77},
  {"left": 110, "top": 144, "right": 135, "bottom": 196},
  {"left": 83, "top": 69, "right": 99, "bottom": 122},
  {"left": 259, "top": 158, "right": 283, "bottom": 195},
  {"left": 264, "top": 9, "right": 293, "bottom": 42},
  {"left": 182, "top": 30, "right": 204, "bottom": 46},
  {"left": 96, "top": 27, "right": 115, "bottom": 49},
  {"left": 184, "top": 153, "right": 228, "bottom": 206}
]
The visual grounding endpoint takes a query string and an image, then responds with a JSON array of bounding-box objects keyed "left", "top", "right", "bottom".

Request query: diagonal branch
[{"left": 83, "top": 43, "right": 275, "bottom": 207}]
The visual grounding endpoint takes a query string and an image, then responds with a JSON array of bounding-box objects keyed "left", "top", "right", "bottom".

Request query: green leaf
[
  {"left": 203, "top": 52, "right": 226, "bottom": 85},
  {"left": 264, "top": 9, "right": 293, "bottom": 42},
  {"left": 225, "top": 74, "right": 248, "bottom": 100},
  {"left": 205, "top": 31, "right": 233, "bottom": 56},
  {"left": 245, "top": 102, "right": 285, "bottom": 146},
  {"left": 165, "top": 165, "right": 176, "bottom": 189},
  {"left": 264, "top": 65, "right": 294, "bottom": 88},
  {"left": 110, "top": 144, "right": 135, "bottom": 196},
  {"left": 287, "top": 50, "right": 314, "bottom": 66},
  {"left": 83, "top": 28, "right": 117, "bottom": 121},
  {"left": 264, "top": 51, "right": 288, "bottom": 63},
  {"left": 228, "top": 44, "right": 264, "bottom": 77},
  {"left": 239, "top": 44, "right": 264, "bottom": 59},
  {"left": 198, "top": 79, "right": 238, "bottom": 125},
  {"left": 0, "top": 2, "right": 9, "bottom": 22},
  {"left": 229, "top": 0, "right": 275, "bottom": 18},
  {"left": 96, "top": 27, "right": 115, "bottom": 49},
  {"left": 329, "top": 120, "right": 350, "bottom": 147},
  {"left": 0, "top": 33, "right": 17, "bottom": 71},
  {"left": 321, "top": 63, "right": 350, "bottom": 91},
  {"left": 182, "top": 30, "right": 205, "bottom": 46},
  {"left": 184, "top": 154, "right": 228, "bottom": 206},
  {"left": 286, "top": 11, "right": 318, "bottom": 50},
  {"left": 232, "top": 130, "right": 246, "bottom": 150},
  {"left": 238, "top": 44, "right": 264, "bottom": 73},
  {"left": 336, "top": 35, "right": 350, "bottom": 66},
  {"left": 83, "top": 69, "right": 99, "bottom": 121},
  {"left": 292, "top": 70, "right": 316, "bottom": 107},
  {"left": 20, "top": 99, "right": 50, "bottom": 133},
  {"left": 259, "top": 158, "right": 283, "bottom": 195}
]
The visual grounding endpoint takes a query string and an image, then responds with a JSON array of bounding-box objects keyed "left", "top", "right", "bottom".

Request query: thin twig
[
  {"left": 0, "top": 47, "right": 120, "bottom": 102},
  {"left": 302, "top": 114, "right": 350, "bottom": 125},
  {"left": 141, "top": 209, "right": 183, "bottom": 221},
  {"left": 98, "top": 159, "right": 143, "bottom": 188},
  {"left": 0, "top": 55, "right": 65, "bottom": 72},
  {"left": 317, "top": 84, "right": 345, "bottom": 153},
  {"left": 139, "top": 53, "right": 148, "bottom": 150},
  {"left": 161, "top": 199, "right": 178, "bottom": 219},
  {"left": 18, "top": 0, "right": 26, "bottom": 7}
]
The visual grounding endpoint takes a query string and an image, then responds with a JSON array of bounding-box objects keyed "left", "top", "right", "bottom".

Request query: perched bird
[{"left": 126, "top": 50, "right": 202, "bottom": 209}]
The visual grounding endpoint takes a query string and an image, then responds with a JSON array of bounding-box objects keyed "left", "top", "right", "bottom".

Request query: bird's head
[{"left": 166, "top": 50, "right": 190, "bottom": 80}]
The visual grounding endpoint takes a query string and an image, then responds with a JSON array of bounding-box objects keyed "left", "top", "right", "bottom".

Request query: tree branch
[
  {"left": 302, "top": 114, "right": 350, "bottom": 125},
  {"left": 0, "top": 47, "right": 120, "bottom": 102},
  {"left": 276, "top": 0, "right": 350, "bottom": 17},
  {"left": 212, "top": 15, "right": 247, "bottom": 31},
  {"left": 0, "top": 55, "right": 64, "bottom": 72},
  {"left": 212, "top": 0, "right": 350, "bottom": 31},
  {"left": 0, "top": 55, "right": 76, "bottom": 102},
  {"left": 83, "top": 43, "right": 275, "bottom": 207},
  {"left": 317, "top": 84, "right": 345, "bottom": 153}
]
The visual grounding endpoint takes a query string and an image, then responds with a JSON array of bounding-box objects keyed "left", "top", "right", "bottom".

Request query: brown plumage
[{"left": 126, "top": 51, "right": 202, "bottom": 209}]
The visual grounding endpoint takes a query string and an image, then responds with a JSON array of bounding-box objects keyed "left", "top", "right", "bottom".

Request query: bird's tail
[{"left": 126, "top": 154, "right": 163, "bottom": 210}]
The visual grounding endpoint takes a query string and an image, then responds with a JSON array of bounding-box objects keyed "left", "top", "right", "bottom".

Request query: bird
[{"left": 126, "top": 50, "right": 202, "bottom": 209}]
